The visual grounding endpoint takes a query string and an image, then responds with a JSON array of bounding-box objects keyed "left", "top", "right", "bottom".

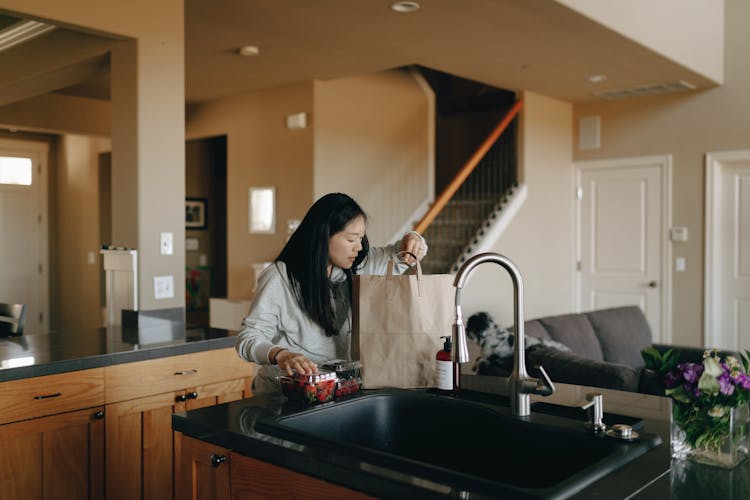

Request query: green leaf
[
  {"left": 666, "top": 386, "right": 692, "bottom": 404},
  {"left": 641, "top": 347, "right": 661, "bottom": 370},
  {"left": 660, "top": 348, "right": 679, "bottom": 373},
  {"left": 741, "top": 351, "right": 750, "bottom": 373}
]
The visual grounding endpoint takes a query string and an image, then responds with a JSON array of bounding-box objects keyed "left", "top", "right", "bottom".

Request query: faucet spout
[{"left": 453, "top": 252, "right": 555, "bottom": 416}]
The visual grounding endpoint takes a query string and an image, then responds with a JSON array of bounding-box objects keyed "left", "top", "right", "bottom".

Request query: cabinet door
[
  {"left": 105, "top": 392, "right": 179, "bottom": 500},
  {"left": 175, "top": 434, "right": 230, "bottom": 500},
  {"left": 0, "top": 406, "right": 104, "bottom": 500},
  {"left": 106, "top": 377, "right": 252, "bottom": 500},
  {"left": 230, "top": 453, "right": 376, "bottom": 500}
]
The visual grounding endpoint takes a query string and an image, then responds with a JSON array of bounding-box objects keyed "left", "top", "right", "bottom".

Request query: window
[{"left": 0, "top": 156, "right": 32, "bottom": 185}]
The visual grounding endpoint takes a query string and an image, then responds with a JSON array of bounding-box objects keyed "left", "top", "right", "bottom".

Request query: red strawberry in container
[
  {"left": 321, "top": 360, "right": 363, "bottom": 399},
  {"left": 278, "top": 370, "right": 338, "bottom": 405}
]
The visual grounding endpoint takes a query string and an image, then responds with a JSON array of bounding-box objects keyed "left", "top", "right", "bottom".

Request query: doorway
[
  {"left": 705, "top": 150, "right": 750, "bottom": 351},
  {"left": 574, "top": 155, "right": 672, "bottom": 343},
  {"left": 185, "top": 136, "right": 227, "bottom": 327},
  {"left": 0, "top": 138, "right": 49, "bottom": 335}
]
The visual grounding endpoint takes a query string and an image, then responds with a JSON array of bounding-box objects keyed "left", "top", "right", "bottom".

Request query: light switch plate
[
  {"left": 154, "top": 275, "right": 174, "bottom": 299},
  {"left": 160, "top": 232, "right": 174, "bottom": 255},
  {"left": 670, "top": 227, "right": 688, "bottom": 242},
  {"left": 675, "top": 257, "right": 686, "bottom": 272},
  {"left": 185, "top": 237, "right": 199, "bottom": 251}
]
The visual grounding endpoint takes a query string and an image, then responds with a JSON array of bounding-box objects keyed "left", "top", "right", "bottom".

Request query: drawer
[
  {"left": 105, "top": 348, "right": 254, "bottom": 403},
  {"left": 0, "top": 368, "right": 104, "bottom": 425}
]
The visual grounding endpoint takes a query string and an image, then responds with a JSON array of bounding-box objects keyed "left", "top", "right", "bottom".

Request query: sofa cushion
[
  {"left": 586, "top": 306, "right": 652, "bottom": 368},
  {"left": 524, "top": 320, "right": 552, "bottom": 341},
  {"left": 527, "top": 347, "right": 640, "bottom": 392},
  {"left": 538, "top": 313, "right": 604, "bottom": 361}
]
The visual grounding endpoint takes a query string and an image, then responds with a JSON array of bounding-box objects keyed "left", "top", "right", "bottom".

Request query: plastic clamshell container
[
  {"left": 278, "top": 370, "right": 338, "bottom": 405},
  {"left": 321, "top": 359, "right": 363, "bottom": 397},
  {"left": 320, "top": 359, "right": 362, "bottom": 380}
]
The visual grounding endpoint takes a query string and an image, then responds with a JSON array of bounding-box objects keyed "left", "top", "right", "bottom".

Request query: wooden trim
[{"left": 414, "top": 99, "right": 523, "bottom": 234}]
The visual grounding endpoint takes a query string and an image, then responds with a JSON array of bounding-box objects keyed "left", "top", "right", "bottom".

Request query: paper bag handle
[{"left": 387, "top": 251, "right": 423, "bottom": 296}]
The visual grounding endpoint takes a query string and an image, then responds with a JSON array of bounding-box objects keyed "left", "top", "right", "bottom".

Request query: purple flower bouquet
[{"left": 666, "top": 350, "right": 750, "bottom": 468}]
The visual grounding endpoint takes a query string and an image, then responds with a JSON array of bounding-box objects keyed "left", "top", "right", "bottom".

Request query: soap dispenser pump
[{"left": 436, "top": 336, "right": 456, "bottom": 392}]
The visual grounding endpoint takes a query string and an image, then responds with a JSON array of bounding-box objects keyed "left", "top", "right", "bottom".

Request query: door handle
[{"left": 647, "top": 281, "right": 658, "bottom": 288}]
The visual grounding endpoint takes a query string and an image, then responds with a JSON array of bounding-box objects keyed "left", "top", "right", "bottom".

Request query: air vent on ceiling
[{"left": 593, "top": 80, "right": 696, "bottom": 100}]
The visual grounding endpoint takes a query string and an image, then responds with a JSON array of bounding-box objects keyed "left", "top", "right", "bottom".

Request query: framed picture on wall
[{"left": 185, "top": 198, "right": 207, "bottom": 229}]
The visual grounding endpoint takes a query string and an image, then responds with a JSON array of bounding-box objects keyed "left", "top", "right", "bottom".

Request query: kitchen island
[
  {"left": 0, "top": 324, "right": 254, "bottom": 500},
  {"left": 172, "top": 375, "right": 749, "bottom": 499}
]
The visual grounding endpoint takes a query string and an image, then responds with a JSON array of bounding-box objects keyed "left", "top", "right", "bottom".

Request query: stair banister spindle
[{"left": 414, "top": 100, "right": 523, "bottom": 235}]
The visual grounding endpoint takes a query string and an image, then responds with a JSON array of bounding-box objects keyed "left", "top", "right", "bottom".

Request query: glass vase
[{"left": 671, "top": 403, "right": 750, "bottom": 468}]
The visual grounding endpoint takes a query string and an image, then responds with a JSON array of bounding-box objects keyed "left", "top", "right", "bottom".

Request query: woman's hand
[
  {"left": 273, "top": 348, "right": 318, "bottom": 376},
  {"left": 399, "top": 232, "right": 427, "bottom": 265}
]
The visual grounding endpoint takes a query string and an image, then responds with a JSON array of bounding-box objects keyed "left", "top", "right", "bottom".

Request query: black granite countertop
[
  {"left": 172, "top": 381, "right": 665, "bottom": 499},
  {"left": 172, "top": 377, "right": 750, "bottom": 499},
  {"left": 0, "top": 325, "right": 238, "bottom": 382}
]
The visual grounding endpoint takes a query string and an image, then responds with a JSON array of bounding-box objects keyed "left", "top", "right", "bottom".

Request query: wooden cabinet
[
  {"left": 230, "top": 453, "right": 375, "bottom": 500},
  {"left": 176, "top": 434, "right": 230, "bottom": 500},
  {"left": 0, "top": 369, "right": 105, "bottom": 500},
  {"left": 104, "top": 349, "right": 253, "bottom": 500},
  {"left": 177, "top": 434, "right": 375, "bottom": 500},
  {"left": 0, "top": 348, "right": 252, "bottom": 500},
  {"left": 0, "top": 368, "right": 104, "bottom": 425}
]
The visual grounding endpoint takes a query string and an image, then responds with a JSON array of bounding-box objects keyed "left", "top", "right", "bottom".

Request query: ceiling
[{"left": 0, "top": 1, "right": 717, "bottom": 107}]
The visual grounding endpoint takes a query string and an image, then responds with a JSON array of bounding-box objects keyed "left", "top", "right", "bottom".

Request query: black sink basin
[{"left": 256, "top": 389, "right": 661, "bottom": 498}]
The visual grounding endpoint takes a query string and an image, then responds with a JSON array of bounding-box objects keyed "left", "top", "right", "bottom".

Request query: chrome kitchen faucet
[{"left": 452, "top": 252, "right": 555, "bottom": 416}]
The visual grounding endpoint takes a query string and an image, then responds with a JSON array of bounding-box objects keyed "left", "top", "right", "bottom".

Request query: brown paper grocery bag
[{"left": 351, "top": 260, "right": 455, "bottom": 388}]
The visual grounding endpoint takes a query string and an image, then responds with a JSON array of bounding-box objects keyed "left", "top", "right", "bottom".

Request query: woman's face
[{"left": 328, "top": 215, "right": 365, "bottom": 270}]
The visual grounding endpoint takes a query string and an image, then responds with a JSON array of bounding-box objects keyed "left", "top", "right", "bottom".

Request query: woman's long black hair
[{"left": 277, "top": 193, "right": 370, "bottom": 336}]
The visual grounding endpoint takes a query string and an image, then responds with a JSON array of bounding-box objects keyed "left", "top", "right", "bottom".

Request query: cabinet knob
[
  {"left": 176, "top": 394, "right": 188, "bottom": 402},
  {"left": 187, "top": 391, "right": 198, "bottom": 400},
  {"left": 210, "top": 454, "right": 227, "bottom": 467},
  {"left": 93, "top": 410, "right": 105, "bottom": 419}
]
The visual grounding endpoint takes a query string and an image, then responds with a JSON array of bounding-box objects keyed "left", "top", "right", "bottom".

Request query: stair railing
[{"left": 414, "top": 100, "right": 523, "bottom": 234}]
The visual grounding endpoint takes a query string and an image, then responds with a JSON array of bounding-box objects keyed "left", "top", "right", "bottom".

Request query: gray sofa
[{"left": 473, "top": 305, "right": 711, "bottom": 394}]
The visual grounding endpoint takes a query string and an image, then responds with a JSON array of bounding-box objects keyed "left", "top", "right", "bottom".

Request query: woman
[{"left": 236, "top": 193, "right": 427, "bottom": 395}]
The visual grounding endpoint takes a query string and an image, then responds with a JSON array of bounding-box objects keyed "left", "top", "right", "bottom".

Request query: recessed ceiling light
[
  {"left": 587, "top": 74, "right": 607, "bottom": 84},
  {"left": 391, "top": 2, "right": 420, "bottom": 13},
  {"left": 238, "top": 45, "right": 260, "bottom": 57}
]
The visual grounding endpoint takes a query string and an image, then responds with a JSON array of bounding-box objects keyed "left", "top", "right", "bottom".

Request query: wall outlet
[
  {"left": 154, "top": 275, "right": 174, "bottom": 299},
  {"left": 160, "top": 232, "right": 174, "bottom": 255}
]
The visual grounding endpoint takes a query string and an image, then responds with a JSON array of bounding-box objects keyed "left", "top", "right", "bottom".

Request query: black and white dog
[{"left": 466, "top": 311, "right": 570, "bottom": 373}]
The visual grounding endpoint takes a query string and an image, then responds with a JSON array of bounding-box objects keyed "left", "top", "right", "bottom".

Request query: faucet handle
[
  {"left": 580, "top": 393, "right": 606, "bottom": 433},
  {"left": 534, "top": 365, "right": 555, "bottom": 396}
]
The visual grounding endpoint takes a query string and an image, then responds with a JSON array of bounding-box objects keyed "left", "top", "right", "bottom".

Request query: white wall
[
  {"left": 461, "top": 92, "right": 574, "bottom": 327},
  {"left": 313, "top": 70, "right": 433, "bottom": 245},
  {"left": 186, "top": 81, "right": 315, "bottom": 299},
  {"left": 557, "top": 0, "right": 724, "bottom": 83},
  {"left": 573, "top": 0, "right": 749, "bottom": 347},
  {"left": 56, "top": 134, "right": 111, "bottom": 331}
]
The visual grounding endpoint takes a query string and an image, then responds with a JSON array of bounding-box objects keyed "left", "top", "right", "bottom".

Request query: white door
[
  {"left": 0, "top": 139, "right": 48, "bottom": 335},
  {"left": 575, "top": 156, "right": 672, "bottom": 343},
  {"left": 706, "top": 151, "right": 750, "bottom": 351}
]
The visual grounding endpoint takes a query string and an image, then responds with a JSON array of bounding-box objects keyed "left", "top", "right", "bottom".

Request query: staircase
[{"left": 415, "top": 99, "right": 522, "bottom": 274}]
